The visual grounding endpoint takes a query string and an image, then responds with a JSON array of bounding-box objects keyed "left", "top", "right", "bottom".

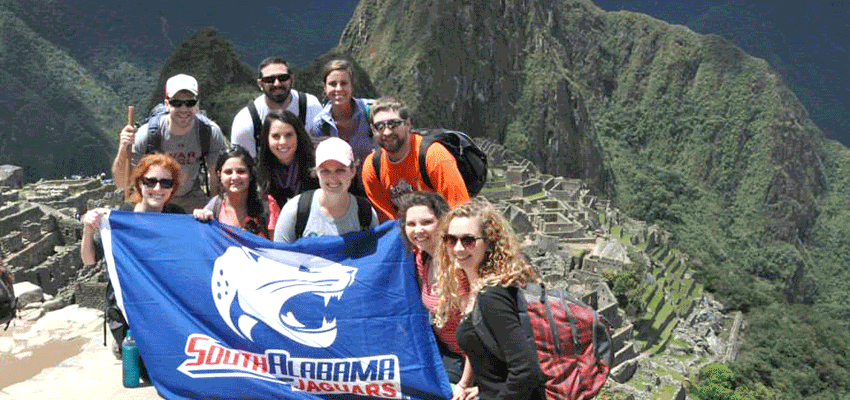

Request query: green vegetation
[{"left": 691, "top": 363, "right": 772, "bottom": 400}]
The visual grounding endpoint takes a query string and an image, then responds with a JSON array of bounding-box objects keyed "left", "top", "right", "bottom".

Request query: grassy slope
[{"left": 0, "top": 5, "right": 118, "bottom": 179}]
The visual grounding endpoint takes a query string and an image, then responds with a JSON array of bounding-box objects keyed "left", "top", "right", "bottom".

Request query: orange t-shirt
[{"left": 362, "top": 133, "right": 470, "bottom": 222}]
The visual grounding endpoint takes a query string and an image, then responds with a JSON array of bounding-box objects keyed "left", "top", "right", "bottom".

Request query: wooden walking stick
[{"left": 124, "top": 106, "right": 134, "bottom": 199}]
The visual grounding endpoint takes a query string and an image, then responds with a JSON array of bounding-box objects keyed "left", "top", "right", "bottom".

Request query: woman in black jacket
[{"left": 433, "top": 201, "right": 545, "bottom": 400}]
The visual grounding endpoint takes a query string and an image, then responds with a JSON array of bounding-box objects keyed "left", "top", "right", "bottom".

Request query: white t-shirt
[
  {"left": 231, "top": 92, "right": 323, "bottom": 158},
  {"left": 273, "top": 192, "right": 378, "bottom": 243}
]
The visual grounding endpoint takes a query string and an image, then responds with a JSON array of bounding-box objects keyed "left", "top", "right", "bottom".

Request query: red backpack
[
  {"left": 0, "top": 262, "right": 16, "bottom": 330},
  {"left": 472, "top": 282, "right": 612, "bottom": 400}
]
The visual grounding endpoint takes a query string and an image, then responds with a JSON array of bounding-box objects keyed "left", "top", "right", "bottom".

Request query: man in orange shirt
[{"left": 362, "top": 97, "right": 470, "bottom": 222}]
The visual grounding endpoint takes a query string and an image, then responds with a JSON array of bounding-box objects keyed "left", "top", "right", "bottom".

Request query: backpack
[
  {"left": 0, "top": 262, "right": 17, "bottom": 330},
  {"left": 144, "top": 104, "right": 214, "bottom": 196},
  {"left": 294, "top": 189, "right": 372, "bottom": 239},
  {"left": 372, "top": 129, "right": 487, "bottom": 197},
  {"left": 472, "top": 282, "right": 612, "bottom": 400},
  {"left": 248, "top": 91, "right": 307, "bottom": 157}
]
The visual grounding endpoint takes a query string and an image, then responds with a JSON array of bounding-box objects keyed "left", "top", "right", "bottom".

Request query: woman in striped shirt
[{"left": 398, "top": 192, "right": 477, "bottom": 400}]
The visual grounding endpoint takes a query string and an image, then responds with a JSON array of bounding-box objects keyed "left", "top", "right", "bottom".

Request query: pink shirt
[{"left": 416, "top": 251, "right": 469, "bottom": 356}]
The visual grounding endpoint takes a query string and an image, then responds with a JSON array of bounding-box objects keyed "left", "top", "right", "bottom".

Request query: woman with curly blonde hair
[{"left": 433, "top": 200, "right": 544, "bottom": 400}]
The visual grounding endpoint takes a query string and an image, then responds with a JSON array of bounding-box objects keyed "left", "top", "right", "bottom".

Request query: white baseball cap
[
  {"left": 165, "top": 74, "right": 199, "bottom": 98},
  {"left": 315, "top": 137, "right": 354, "bottom": 168}
]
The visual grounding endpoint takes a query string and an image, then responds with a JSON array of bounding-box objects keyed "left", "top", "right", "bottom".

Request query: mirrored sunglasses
[{"left": 372, "top": 119, "right": 404, "bottom": 131}]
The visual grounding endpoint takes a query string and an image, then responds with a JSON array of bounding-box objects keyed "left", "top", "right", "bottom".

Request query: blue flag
[{"left": 101, "top": 211, "right": 451, "bottom": 399}]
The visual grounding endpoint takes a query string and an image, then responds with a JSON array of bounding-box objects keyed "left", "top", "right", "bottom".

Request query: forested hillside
[{"left": 334, "top": 0, "right": 850, "bottom": 397}]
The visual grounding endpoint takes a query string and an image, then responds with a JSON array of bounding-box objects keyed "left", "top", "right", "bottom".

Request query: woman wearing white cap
[{"left": 273, "top": 137, "right": 377, "bottom": 243}]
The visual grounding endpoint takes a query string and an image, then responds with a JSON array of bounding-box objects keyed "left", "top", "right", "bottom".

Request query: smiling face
[
  {"left": 316, "top": 160, "right": 355, "bottom": 195},
  {"left": 404, "top": 205, "right": 440, "bottom": 255},
  {"left": 139, "top": 165, "right": 175, "bottom": 211},
  {"left": 167, "top": 91, "right": 198, "bottom": 130},
  {"left": 219, "top": 156, "right": 251, "bottom": 195},
  {"left": 324, "top": 70, "right": 353, "bottom": 107},
  {"left": 446, "top": 216, "right": 487, "bottom": 280},
  {"left": 372, "top": 109, "right": 411, "bottom": 159},
  {"left": 258, "top": 63, "right": 292, "bottom": 105},
  {"left": 268, "top": 119, "right": 298, "bottom": 165}
]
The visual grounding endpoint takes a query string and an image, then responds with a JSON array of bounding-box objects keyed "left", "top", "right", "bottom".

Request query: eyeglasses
[
  {"left": 260, "top": 73, "right": 292, "bottom": 84},
  {"left": 372, "top": 119, "right": 405, "bottom": 131},
  {"left": 443, "top": 234, "right": 483, "bottom": 248},
  {"left": 140, "top": 177, "right": 176, "bottom": 189},
  {"left": 169, "top": 99, "right": 198, "bottom": 108}
]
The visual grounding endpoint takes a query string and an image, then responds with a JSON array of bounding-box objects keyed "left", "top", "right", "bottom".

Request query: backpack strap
[
  {"left": 417, "top": 133, "right": 436, "bottom": 191},
  {"left": 321, "top": 121, "right": 331, "bottom": 137},
  {"left": 211, "top": 196, "right": 223, "bottom": 218},
  {"left": 197, "top": 120, "right": 212, "bottom": 196},
  {"left": 145, "top": 115, "right": 164, "bottom": 154},
  {"left": 371, "top": 148, "right": 383, "bottom": 184},
  {"left": 297, "top": 91, "right": 307, "bottom": 127},
  {"left": 355, "top": 195, "right": 371, "bottom": 230},
  {"left": 295, "top": 189, "right": 316, "bottom": 239},
  {"left": 247, "top": 100, "right": 262, "bottom": 157}
]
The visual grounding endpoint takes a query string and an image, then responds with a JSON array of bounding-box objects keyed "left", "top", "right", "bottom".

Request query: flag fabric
[{"left": 100, "top": 210, "right": 451, "bottom": 400}]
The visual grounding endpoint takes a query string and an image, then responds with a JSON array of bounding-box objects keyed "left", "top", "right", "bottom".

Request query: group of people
[{"left": 80, "top": 56, "right": 547, "bottom": 399}]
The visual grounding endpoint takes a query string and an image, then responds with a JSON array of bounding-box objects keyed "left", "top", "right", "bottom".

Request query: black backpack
[
  {"left": 372, "top": 129, "right": 488, "bottom": 197},
  {"left": 144, "top": 105, "right": 214, "bottom": 195},
  {"left": 247, "top": 91, "right": 307, "bottom": 157},
  {"left": 294, "top": 190, "right": 372, "bottom": 239},
  {"left": 0, "top": 261, "right": 17, "bottom": 330}
]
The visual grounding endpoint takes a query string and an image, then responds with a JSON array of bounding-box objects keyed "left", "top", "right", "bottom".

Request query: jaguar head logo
[{"left": 211, "top": 246, "right": 357, "bottom": 348}]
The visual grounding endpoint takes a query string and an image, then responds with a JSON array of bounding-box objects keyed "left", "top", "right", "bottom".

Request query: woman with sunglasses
[
  {"left": 397, "top": 192, "right": 478, "bottom": 400},
  {"left": 80, "top": 152, "right": 185, "bottom": 379},
  {"left": 434, "top": 201, "right": 545, "bottom": 400},
  {"left": 193, "top": 145, "right": 269, "bottom": 238},
  {"left": 310, "top": 59, "right": 374, "bottom": 164},
  {"left": 273, "top": 137, "right": 377, "bottom": 243},
  {"left": 257, "top": 110, "right": 320, "bottom": 231}
]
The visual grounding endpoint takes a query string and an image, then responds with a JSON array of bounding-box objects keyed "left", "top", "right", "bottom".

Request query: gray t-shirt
[
  {"left": 131, "top": 116, "right": 228, "bottom": 198},
  {"left": 273, "top": 192, "right": 378, "bottom": 243}
]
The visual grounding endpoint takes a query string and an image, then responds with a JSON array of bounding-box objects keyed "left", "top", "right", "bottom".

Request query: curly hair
[
  {"left": 127, "top": 153, "right": 182, "bottom": 205},
  {"left": 369, "top": 96, "right": 409, "bottom": 125},
  {"left": 396, "top": 191, "right": 450, "bottom": 253},
  {"left": 433, "top": 200, "right": 537, "bottom": 328}
]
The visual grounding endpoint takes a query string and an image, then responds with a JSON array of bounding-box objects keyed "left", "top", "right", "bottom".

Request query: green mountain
[
  {"left": 335, "top": 0, "right": 850, "bottom": 397},
  {"left": 0, "top": 5, "right": 119, "bottom": 179}
]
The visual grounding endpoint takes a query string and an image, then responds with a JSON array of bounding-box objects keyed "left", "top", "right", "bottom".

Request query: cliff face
[
  {"left": 338, "top": 0, "right": 825, "bottom": 243},
  {"left": 338, "top": 0, "right": 612, "bottom": 194}
]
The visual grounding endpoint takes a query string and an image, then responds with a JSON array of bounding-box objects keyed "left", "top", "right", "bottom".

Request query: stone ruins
[{"left": 0, "top": 136, "right": 738, "bottom": 398}]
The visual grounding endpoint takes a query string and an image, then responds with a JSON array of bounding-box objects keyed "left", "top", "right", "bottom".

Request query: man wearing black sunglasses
[
  {"left": 111, "top": 74, "right": 229, "bottom": 211},
  {"left": 231, "top": 56, "right": 322, "bottom": 159},
  {"left": 361, "top": 97, "right": 470, "bottom": 222}
]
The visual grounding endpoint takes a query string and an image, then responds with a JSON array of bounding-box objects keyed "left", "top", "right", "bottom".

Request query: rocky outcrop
[
  {"left": 338, "top": 0, "right": 612, "bottom": 195},
  {"left": 338, "top": 0, "right": 825, "bottom": 246}
]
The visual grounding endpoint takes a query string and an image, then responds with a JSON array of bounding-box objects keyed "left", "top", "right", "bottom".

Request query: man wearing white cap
[
  {"left": 273, "top": 137, "right": 377, "bottom": 243},
  {"left": 111, "top": 73, "right": 229, "bottom": 210}
]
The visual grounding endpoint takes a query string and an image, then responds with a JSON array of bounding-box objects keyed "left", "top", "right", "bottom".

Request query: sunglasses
[
  {"left": 140, "top": 177, "right": 176, "bottom": 189},
  {"left": 443, "top": 234, "right": 483, "bottom": 248},
  {"left": 372, "top": 119, "right": 405, "bottom": 131},
  {"left": 260, "top": 73, "right": 292, "bottom": 84},
  {"left": 169, "top": 99, "right": 198, "bottom": 108}
]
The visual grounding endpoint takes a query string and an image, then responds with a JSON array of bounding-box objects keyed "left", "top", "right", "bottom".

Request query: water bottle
[{"left": 122, "top": 329, "right": 141, "bottom": 388}]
